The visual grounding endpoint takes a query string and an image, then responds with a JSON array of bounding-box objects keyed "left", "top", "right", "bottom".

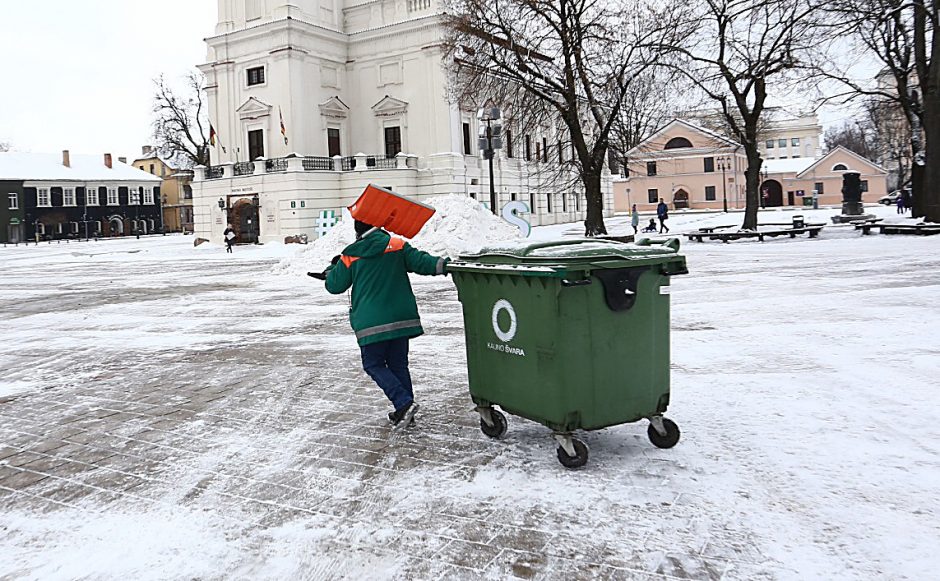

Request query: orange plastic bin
[{"left": 348, "top": 184, "right": 436, "bottom": 238}]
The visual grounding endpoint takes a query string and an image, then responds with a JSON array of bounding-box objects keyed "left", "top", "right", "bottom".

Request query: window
[
  {"left": 86, "top": 187, "right": 99, "bottom": 206},
  {"left": 8, "top": 193, "right": 17, "bottom": 209},
  {"left": 384, "top": 126, "right": 402, "bottom": 157},
  {"left": 542, "top": 137, "right": 548, "bottom": 162},
  {"left": 510, "top": 192, "right": 517, "bottom": 201},
  {"left": 529, "top": 192, "right": 536, "bottom": 214},
  {"left": 144, "top": 187, "right": 154, "bottom": 205},
  {"left": 557, "top": 141, "right": 564, "bottom": 162},
  {"left": 791, "top": 137, "right": 800, "bottom": 147},
  {"left": 833, "top": 163, "right": 848, "bottom": 171},
  {"left": 861, "top": 180, "right": 869, "bottom": 192},
  {"left": 535, "top": 141, "right": 541, "bottom": 163},
  {"left": 183, "top": 185, "right": 192, "bottom": 200},
  {"left": 575, "top": 193, "right": 580, "bottom": 211},
  {"left": 71, "top": 222, "right": 79, "bottom": 234},
  {"left": 248, "top": 129, "right": 265, "bottom": 160},
  {"left": 506, "top": 130, "right": 514, "bottom": 158},
  {"left": 766, "top": 140, "right": 775, "bottom": 149},
  {"left": 129, "top": 189, "right": 140, "bottom": 205},
  {"left": 149, "top": 164, "right": 155, "bottom": 174},
  {"left": 107, "top": 188, "right": 118, "bottom": 205},
  {"left": 546, "top": 192, "right": 553, "bottom": 213},
  {"left": 648, "top": 188, "right": 658, "bottom": 203},
  {"left": 647, "top": 161, "right": 657, "bottom": 176},
  {"left": 778, "top": 139, "right": 786, "bottom": 148},
  {"left": 38, "top": 188, "right": 50, "bottom": 206},
  {"left": 814, "top": 182, "right": 824, "bottom": 195},
  {"left": 462, "top": 122, "right": 472, "bottom": 155},
  {"left": 36, "top": 222, "right": 45, "bottom": 236},
  {"left": 524, "top": 135, "right": 532, "bottom": 161},
  {"left": 161, "top": 165, "right": 166, "bottom": 178},
  {"left": 63, "top": 187, "right": 75, "bottom": 206},
  {"left": 562, "top": 193, "right": 568, "bottom": 212},
  {"left": 705, "top": 185, "right": 716, "bottom": 201},
  {"left": 247, "top": 66, "right": 265, "bottom": 86},
  {"left": 328, "top": 128, "right": 341, "bottom": 157},
  {"left": 704, "top": 157, "right": 715, "bottom": 173},
  {"left": 664, "top": 137, "right": 693, "bottom": 149}
]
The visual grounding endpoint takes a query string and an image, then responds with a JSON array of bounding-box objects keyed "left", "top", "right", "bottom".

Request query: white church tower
[{"left": 192, "top": 0, "right": 612, "bottom": 243}]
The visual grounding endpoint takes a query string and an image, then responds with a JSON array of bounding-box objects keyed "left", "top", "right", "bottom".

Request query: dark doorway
[
  {"left": 787, "top": 191, "right": 795, "bottom": 206},
  {"left": 384, "top": 126, "right": 402, "bottom": 158},
  {"left": 673, "top": 189, "right": 690, "bottom": 209},
  {"left": 760, "top": 180, "right": 784, "bottom": 207},
  {"left": 248, "top": 130, "right": 265, "bottom": 161},
  {"left": 234, "top": 201, "right": 259, "bottom": 243},
  {"left": 328, "top": 128, "right": 341, "bottom": 157}
]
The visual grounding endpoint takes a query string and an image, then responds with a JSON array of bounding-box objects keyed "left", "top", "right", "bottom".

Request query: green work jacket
[{"left": 325, "top": 229, "right": 448, "bottom": 346}]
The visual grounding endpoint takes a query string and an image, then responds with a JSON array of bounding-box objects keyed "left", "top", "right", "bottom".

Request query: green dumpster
[
  {"left": 448, "top": 237, "right": 688, "bottom": 468},
  {"left": 802, "top": 196, "right": 814, "bottom": 207}
]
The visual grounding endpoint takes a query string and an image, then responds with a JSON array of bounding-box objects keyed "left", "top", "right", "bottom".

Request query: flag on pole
[
  {"left": 279, "top": 107, "right": 288, "bottom": 146},
  {"left": 209, "top": 124, "right": 216, "bottom": 146}
]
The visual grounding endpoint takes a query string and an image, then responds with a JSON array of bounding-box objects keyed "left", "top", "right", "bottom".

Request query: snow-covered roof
[
  {"left": 0, "top": 152, "right": 161, "bottom": 182},
  {"left": 762, "top": 157, "right": 816, "bottom": 175}
]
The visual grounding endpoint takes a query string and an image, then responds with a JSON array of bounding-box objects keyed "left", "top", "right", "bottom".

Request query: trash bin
[
  {"left": 448, "top": 237, "right": 688, "bottom": 468},
  {"left": 793, "top": 215, "right": 805, "bottom": 228}
]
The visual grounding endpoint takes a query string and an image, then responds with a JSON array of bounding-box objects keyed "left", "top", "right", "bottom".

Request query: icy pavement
[{"left": 1, "top": 207, "right": 939, "bottom": 580}]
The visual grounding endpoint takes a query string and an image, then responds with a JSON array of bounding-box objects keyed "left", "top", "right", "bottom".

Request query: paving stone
[{"left": 1, "top": 468, "right": 51, "bottom": 490}]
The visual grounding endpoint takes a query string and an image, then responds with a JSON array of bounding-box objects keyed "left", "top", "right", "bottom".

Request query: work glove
[
  {"left": 307, "top": 271, "right": 327, "bottom": 281},
  {"left": 331, "top": 255, "right": 341, "bottom": 265}
]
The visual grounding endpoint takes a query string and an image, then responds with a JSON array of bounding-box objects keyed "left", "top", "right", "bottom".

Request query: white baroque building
[{"left": 193, "top": 0, "right": 613, "bottom": 244}]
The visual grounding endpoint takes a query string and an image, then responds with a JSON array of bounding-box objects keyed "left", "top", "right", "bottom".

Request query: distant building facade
[
  {"left": 614, "top": 119, "right": 888, "bottom": 212},
  {"left": 133, "top": 146, "right": 194, "bottom": 233},
  {"left": 192, "top": 0, "right": 612, "bottom": 244},
  {"left": 0, "top": 151, "right": 162, "bottom": 244}
]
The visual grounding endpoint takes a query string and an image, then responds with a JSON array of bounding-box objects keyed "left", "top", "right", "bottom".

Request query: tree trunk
[
  {"left": 922, "top": 23, "right": 940, "bottom": 222},
  {"left": 583, "top": 171, "right": 608, "bottom": 236},
  {"left": 742, "top": 149, "right": 763, "bottom": 230}
]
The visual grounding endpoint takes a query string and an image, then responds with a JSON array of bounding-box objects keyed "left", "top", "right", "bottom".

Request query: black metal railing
[
  {"left": 207, "top": 166, "right": 225, "bottom": 179},
  {"left": 341, "top": 157, "right": 357, "bottom": 171},
  {"left": 265, "top": 158, "right": 289, "bottom": 172},
  {"left": 373, "top": 156, "right": 398, "bottom": 169},
  {"left": 233, "top": 162, "right": 255, "bottom": 176},
  {"left": 303, "top": 156, "right": 334, "bottom": 171}
]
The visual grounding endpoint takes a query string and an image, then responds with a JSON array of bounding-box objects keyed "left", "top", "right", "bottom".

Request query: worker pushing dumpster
[{"left": 447, "top": 237, "right": 688, "bottom": 468}]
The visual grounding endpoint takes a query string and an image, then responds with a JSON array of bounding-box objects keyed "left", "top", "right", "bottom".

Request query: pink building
[{"left": 614, "top": 119, "right": 888, "bottom": 212}]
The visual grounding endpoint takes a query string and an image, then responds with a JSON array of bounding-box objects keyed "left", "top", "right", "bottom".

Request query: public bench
[
  {"left": 878, "top": 223, "right": 940, "bottom": 236},
  {"left": 686, "top": 224, "right": 824, "bottom": 243},
  {"left": 852, "top": 218, "right": 885, "bottom": 235}
]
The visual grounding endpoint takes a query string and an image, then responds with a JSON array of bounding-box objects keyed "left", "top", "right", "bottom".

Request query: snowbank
[{"left": 274, "top": 194, "right": 522, "bottom": 275}]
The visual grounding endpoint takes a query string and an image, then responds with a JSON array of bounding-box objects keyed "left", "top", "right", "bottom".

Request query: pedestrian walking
[
  {"left": 631, "top": 204, "right": 640, "bottom": 235},
  {"left": 320, "top": 220, "right": 450, "bottom": 427},
  {"left": 223, "top": 224, "right": 236, "bottom": 253},
  {"left": 896, "top": 194, "right": 905, "bottom": 214},
  {"left": 657, "top": 199, "right": 670, "bottom": 234}
]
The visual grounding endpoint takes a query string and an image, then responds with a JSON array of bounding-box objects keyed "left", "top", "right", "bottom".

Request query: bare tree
[
  {"left": 152, "top": 72, "right": 210, "bottom": 169},
  {"left": 609, "top": 72, "right": 681, "bottom": 175},
  {"left": 664, "top": 0, "right": 824, "bottom": 230},
  {"left": 822, "top": 0, "right": 938, "bottom": 220},
  {"left": 823, "top": 119, "right": 878, "bottom": 158},
  {"left": 0, "top": 142, "right": 10, "bottom": 152},
  {"left": 443, "top": 0, "right": 686, "bottom": 235}
]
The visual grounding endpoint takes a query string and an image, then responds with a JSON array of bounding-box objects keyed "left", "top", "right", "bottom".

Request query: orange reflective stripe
[
  {"left": 341, "top": 255, "right": 359, "bottom": 268},
  {"left": 385, "top": 237, "right": 405, "bottom": 253}
]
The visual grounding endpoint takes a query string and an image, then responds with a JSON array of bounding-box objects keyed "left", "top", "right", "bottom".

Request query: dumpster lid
[{"left": 461, "top": 237, "right": 683, "bottom": 264}]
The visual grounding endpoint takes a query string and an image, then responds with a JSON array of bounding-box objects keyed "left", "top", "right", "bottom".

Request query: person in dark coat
[
  {"left": 223, "top": 224, "right": 236, "bottom": 253},
  {"left": 896, "top": 194, "right": 905, "bottom": 214},
  {"left": 656, "top": 199, "right": 670, "bottom": 233}
]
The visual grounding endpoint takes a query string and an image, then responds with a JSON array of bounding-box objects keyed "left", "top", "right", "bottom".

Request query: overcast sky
[{"left": 0, "top": 1, "right": 216, "bottom": 161}]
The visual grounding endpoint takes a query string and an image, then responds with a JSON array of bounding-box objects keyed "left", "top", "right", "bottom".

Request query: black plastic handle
[{"left": 561, "top": 278, "right": 593, "bottom": 287}]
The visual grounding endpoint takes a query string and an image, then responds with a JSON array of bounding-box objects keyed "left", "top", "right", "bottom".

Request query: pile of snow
[{"left": 274, "top": 195, "right": 522, "bottom": 276}]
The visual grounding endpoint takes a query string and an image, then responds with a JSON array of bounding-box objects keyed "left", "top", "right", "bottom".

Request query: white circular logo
[{"left": 492, "top": 299, "right": 517, "bottom": 342}]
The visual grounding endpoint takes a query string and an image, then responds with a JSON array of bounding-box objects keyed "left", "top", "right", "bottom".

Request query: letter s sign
[{"left": 501, "top": 201, "right": 531, "bottom": 238}]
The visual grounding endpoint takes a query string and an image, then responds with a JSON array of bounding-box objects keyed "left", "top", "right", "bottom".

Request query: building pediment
[
  {"left": 319, "top": 96, "right": 350, "bottom": 119},
  {"left": 372, "top": 95, "right": 408, "bottom": 117},
  {"left": 237, "top": 97, "right": 273, "bottom": 120},
  {"left": 628, "top": 118, "right": 740, "bottom": 156}
]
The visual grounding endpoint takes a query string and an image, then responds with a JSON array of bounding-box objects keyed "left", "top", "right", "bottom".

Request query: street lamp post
[
  {"left": 83, "top": 187, "right": 89, "bottom": 241},
  {"left": 717, "top": 156, "right": 730, "bottom": 212},
  {"left": 477, "top": 106, "right": 503, "bottom": 215},
  {"left": 251, "top": 194, "right": 260, "bottom": 244}
]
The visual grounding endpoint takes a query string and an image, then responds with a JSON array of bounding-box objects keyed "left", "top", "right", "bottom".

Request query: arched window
[
  {"left": 832, "top": 163, "right": 848, "bottom": 171},
  {"left": 664, "top": 137, "right": 693, "bottom": 149}
]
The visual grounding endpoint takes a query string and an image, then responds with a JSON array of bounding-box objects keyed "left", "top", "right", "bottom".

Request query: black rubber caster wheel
[
  {"left": 479, "top": 408, "right": 508, "bottom": 439},
  {"left": 647, "top": 418, "right": 680, "bottom": 449},
  {"left": 556, "top": 438, "right": 589, "bottom": 469}
]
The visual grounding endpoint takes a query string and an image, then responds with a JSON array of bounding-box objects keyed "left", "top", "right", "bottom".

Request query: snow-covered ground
[{"left": 1, "top": 204, "right": 938, "bottom": 580}]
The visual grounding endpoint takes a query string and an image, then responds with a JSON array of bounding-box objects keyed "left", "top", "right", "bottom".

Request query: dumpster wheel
[
  {"left": 477, "top": 407, "right": 508, "bottom": 439},
  {"left": 555, "top": 435, "right": 589, "bottom": 469},
  {"left": 647, "top": 417, "right": 680, "bottom": 449}
]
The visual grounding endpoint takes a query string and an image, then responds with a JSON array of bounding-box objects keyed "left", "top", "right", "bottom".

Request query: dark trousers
[
  {"left": 360, "top": 337, "right": 414, "bottom": 411},
  {"left": 659, "top": 218, "right": 669, "bottom": 233}
]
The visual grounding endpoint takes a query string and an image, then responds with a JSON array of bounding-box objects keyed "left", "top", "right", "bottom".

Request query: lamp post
[
  {"left": 251, "top": 194, "right": 260, "bottom": 244},
  {"left": 760, "top": 166, "right": 769, "bottom": 209},
  {"left": 83, "top": 187, "right": 89, "bottom": 241},
  {"left": 477, "top": 106, "right": 503, "bottom": 215},
  {"left": 717, "top": 156, "right": 730, "bottom": 212}
]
